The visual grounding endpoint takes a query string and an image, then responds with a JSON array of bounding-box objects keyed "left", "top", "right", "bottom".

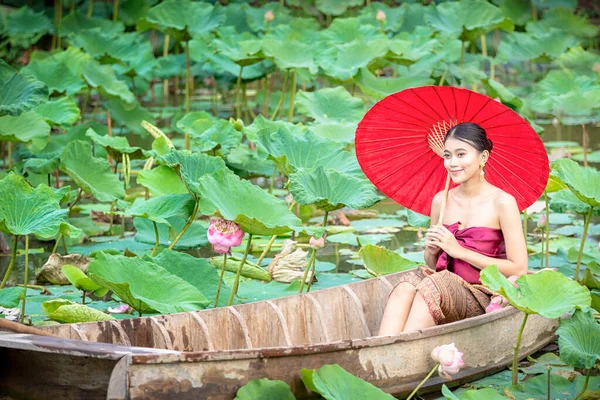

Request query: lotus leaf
[
  {"left": 86, "top": 128, "right": 145, "bottom": 161},
  {"left": 161, "top": 150, "right": 226, "bottom": 197},
  {"left": 316, "top": 0, "right": 364, "bottom": 16},
  {"left": 209, "top": 256, "right": 271, "bottom": 282},
  {"left": 211, "top": 28, "right": 263, "bottom": 66},
  {"left": 508, "top": 370, "right": 600, "bottom": 400},
  {"left": 133, "top": 217, "right": 208, "bottom": 250},
  {"left": 354, "top": 67, "right": 434, "bottom": 100},
  {"left": 549, "top": 190, "right": 600, "bottom": 216},
  {"left": 235, "top": 378, "right": 295, "bottom": 400},
  {"left": 0, "top": 173, "right": 78, "bottom": 238},
  {"left": 5, "top": 6, "right": 53, "bottom": 48},
  {"left": 480, "top": 266, "right": 591, "bottom": 318},
  {"left": 88, "top": 252, "right": 209, "bottom": 315},
  {"left": 81, "top": 60, "right": 135, "bottom": 104},
  {"left": 126, "top": 194, "right": 196, "bottom": 225},
  {"left": 317, "top": 39, "right": 388, "bottom": 82},
  {"left": 288, "top": 167, "right": 379, "bottom": 211},
  {"left": 552, "top": 46, "right": 600, "bottom": 76},
  {"left": 551, "top": 158, "right": 600, "bottom": 208},
  {"left": 425, "top": 0, "right": 512, "bottom": 39},
  {"left": 358, "top": 4, "right": 405, "bottom": 32},
  {"left": 243, "top": 114, "right": 306, "bottom": 144},
  {"left": 441, "top": 385, "right": 505, "bottom": 400},
  {"left": 198, "top": 169, "right": 301, "bottom": 236},
  {"left": 21, "top": 48, "right": 89, "bottom": 95},
  {"left": 226, "top": 145, "right": 275, "bottom": 178},
  {"left": 320, "top": 18, "right": 382, "bottom": 44},
  {"left": 137, "top": 166, "right": 188, "bottom": 197},
  {"left": 119, "top": 0, "right": 151, "bottom": 25},
  {"left": 189, "top": 119, "right": 243, "bottom": 154},
  {"left": 308, "top": 122, "right": 358, "bottom": 144},
  {"left": 326, "top": 232, "right": 394, "bottom": 247},
  {"left": 301, "top": 364, "right": 395, "bottom": 400},
  {"left": 245, "top": 3, "right": 291, "bottom": 33},
  {"left": 60, "top": 141, "right": 125, "bottom": 202},
  {"left": 556, "top": 309, "right": 600, "bottom": 369},
  {"left": 61, "top": 264, "right": 106, "bottom": 296},
  {"left": 176, "top": 111, "right": 214, "bottom": 132},
  {"left": 105, "top": 98, "right": 154, "bottom": 136},
  {"left": 295, "top": 87, "right": 365, "bottom": 125},
  {"left": 572, "top": 151, "right": 600, "bottom": 164},
  {"left": 526, "top": 7, "right": 598, "bottom": 38},
  {"left": 482, "top": 80, "right": 523, "bottom": 110},
  {"left": 42, "top": 299, "right": 114, "bottom": 323},
  {"left": 33, "top": 96, "right": 80, "bottom": 126},
  {"left": 0, "top": 111, "right": 50, "bottom": 153},
  {"left": 261, "top": 39, "right": 318, "bottom": 73},
  {"left": 59, "top": 11, "right": 125, "bottom": 36},
  {"left": 387, "top": 33, "right": 440, "bottom": 62},
  {"left": 0, "top": 59, "right": 48, "bottom": 117},
  {"left": 257, "top": 129, "right": 362, "bottom": 177},
  {"left": 359, "top": 244, "right": 418, "bottom": 276},
  {"left": 0, "top": 287, "right": 24, "bottom": 308}
]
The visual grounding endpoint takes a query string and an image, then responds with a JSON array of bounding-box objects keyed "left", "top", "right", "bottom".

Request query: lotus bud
[
  {"left": 537, "top": 214, "right": 547, "bottom": 229},
  {"left": 267, "top": 240, "right": 314, "bottom": 283},
  {"left": 108, "top": 304, "right": 130, "bottom": 314},
  {"left": 593, "top": 62, "right": 600, "bottom": 73},
  {"left": 551, "top": 117, "right": 560, "bottom": 128},
  {"left": 598, "top": 240, "right": 600, "bottom": 253},
  {"left": 376, "top": 10, "right": 386, "bottom": 22},
  {"left": 229, "top": 117, "right": 244, "bottom": 132},
  {"left": 309, "top": 236, "right": 325, "bottom": 249},
  {"left": 264, "top": 10, "right": 274, "bottom": 22},
  {"left": 431, "top": 343, "right": 464, "bottom": 380},
  {"left": 207, "top": 218, "right": 245, "bottom": 255},
  {"left": 485, "top": 295, "right": 507, "bottom": 313}
]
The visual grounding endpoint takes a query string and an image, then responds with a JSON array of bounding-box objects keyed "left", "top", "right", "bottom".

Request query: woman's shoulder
[{"left": 491, "top": 187, "right": 518, "bottom": 209}]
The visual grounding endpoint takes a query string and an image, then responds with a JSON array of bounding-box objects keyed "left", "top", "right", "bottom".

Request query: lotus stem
[
  {"left": 257, "top": 235, "right": 278, "bottom": 266},
  {"left": 7, "top": 142, "right": 11, "bottom": 168},
  {"left": 544, "top": 191, "right": 550, "bottom": 269},
  {"left": 460, "top": 41, "right": 465, "bottom": 72},
  {"left": 81, "top": 85, "right": 91, "bottom": 121},
  {"left": 112, "top": 0, "right": 119, "bottom": 21},
  {"left": 228, "top": 234, "right": 253, "bottom": 306},
  {"left": 406, "top": 363, "right": 439, "bottom": 400},
  {"left": 582, "top": 124, "right": 588, "bottom": 168},
  {"left": 0, "top": 235, "right": 19, "bottom": 289},
  {"left": 108, "top": 201, "right": 115, "bottom": 235},
  {"left": 574, "top": 368, "right": 591, "bottom": 400},
  {"left": 575, "top": 207, "right": 593, "bottom": 281},
  {"left": 299, "top": 249, "right": 316, "bottom": 294},
  {"left": 184, "top": 40, "right": 191, "bottom": 150},
  {"left": 19, "top": 235, "right": 29, "bottom": 324},
  {"left": 235, "top": 65, "right": 244, "bottom": 120},
  {"left": 169, "top": 200, "right": 199, "bottom": 250},
  {"left": 62, "top": 235, "right": 68, "bottom": 254},
  {"left": 150, "top": 221, "right": 160, "bottom": 256},
  {"left": 262, "top": 74, "right": 271, "bottom": 116},
  {"left": 540, "top": 229, "right": 544, "bottom": 269},
  {"left": 163, "top": 35, "right": 170, "bottom": 107},
  {"left": 287, "top": 68, "right": 298, "bottom": 122},
  {"left": 512, "top": 313, "right": 529, "bottom": 385},
  {"left": 87, "top": 0, "right": 93, "bottom": 17},
  {"left": 53, "top": 187, "right": 81, "bottom": 254},
  {"left": 547, "top": 366, "right": 551, "bottom": 400},
  {"left": 271, "top": 70, "right": 289, "bottom": 120},
  {"left": 306, "top": 211, "right": 329, "bottom": 293},
  {"left": 214, "top": 253, "right": 227, "bottom": 308},
  {"left": 438, "top": 69, "right": 448, "bottom": 86}
]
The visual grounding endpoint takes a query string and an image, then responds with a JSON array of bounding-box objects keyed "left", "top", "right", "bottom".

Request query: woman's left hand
[{"left": 426, "top": 225, "right": 463, "bottom": 259}]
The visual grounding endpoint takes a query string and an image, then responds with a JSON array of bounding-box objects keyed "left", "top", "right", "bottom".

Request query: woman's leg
[
  {"left": 377, "top": 282, "right": 417, "bottom": 335},
  {"left": 403, "top": 291, "right": 436, "bottom": 332}
]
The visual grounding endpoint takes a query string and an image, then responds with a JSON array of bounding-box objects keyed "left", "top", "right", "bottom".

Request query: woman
[{"left": 378, "top": 122, "right": 528, "bottom": 335}]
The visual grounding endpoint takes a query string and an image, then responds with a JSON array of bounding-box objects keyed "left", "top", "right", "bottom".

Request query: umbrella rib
[
  {"left": 451, "top": 87, "right": 458, "bottom": 121},
  {"left": 385, "top": 152, "right": 441, "bottom": 197},
  {"left": 484, "top": 121, "right": 531, "bottom": 130},
  {"left": 358, "top": 127, "right": 427, "bottom": 133},
  {"left": 475, "top": 108, "right": 512, "bottom": 125},
  {"left": 412, "top": 90, "right": 445, "bottom": 121},
  {"left": 465, "top": 98, "right": 493, "bottom": 122},
  {"left": 361, "top": 143, "right": 430, "bottom": 164},
  {"left": 372, "top": 148, "right": 435, "bottom": 186},
  {"left": 389, "top": 95, "right": 440, "bottom": 123},
  {"left": 460, "top": 91, "right": 472, "bottom": 121},
  {"left": 404, "top": 159, "right": 444, "bottom": 211},
  {"left": 358, "top": 137, "right": 427, "bottom": 146},
  {"left": 374, "top": 103, "right": 433, "bottom": 125},
  {"left": 433, "top": 86, "right": 452, "bottom": 121}
]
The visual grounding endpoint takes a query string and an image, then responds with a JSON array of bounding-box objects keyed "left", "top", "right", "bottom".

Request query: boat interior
[{"left": 37, "top": 273, "right": 405, "bottom": 352}]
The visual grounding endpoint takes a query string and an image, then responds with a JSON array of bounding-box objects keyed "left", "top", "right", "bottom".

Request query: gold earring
[{"left": 480, "top": 163, "right": 485, "bottom": 181}]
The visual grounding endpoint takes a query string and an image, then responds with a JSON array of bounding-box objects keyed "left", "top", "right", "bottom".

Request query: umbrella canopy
[{"left": 355, "top": 86, "right": 549, "bottom": 216}]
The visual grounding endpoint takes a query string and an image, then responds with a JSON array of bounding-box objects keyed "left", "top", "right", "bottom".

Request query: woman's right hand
[{"left": 424, "top": 237, "right": 441, "bottom": 256}]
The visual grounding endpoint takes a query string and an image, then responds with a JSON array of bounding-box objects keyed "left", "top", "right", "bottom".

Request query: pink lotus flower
[
  {"left": 207, "top": 218, "right": 245, "bottom": 254},
  {"left": 309, "top": 236, "right": 325, "bottom": 249},
  {"left": 508, "top": 275, "right": 519, "bottom": 288},
  {"left": 431, "top": 343, "right": 465, "bottom": 380},
  {"left": 485, "top": 295, "right": 508, "bottom": 313},
  {"left": 376, "top": 10, "right": 386, "bottom": 22},
  {"left": 537, "top": 214, "right": 547, "bottom": 229},
  {"left": 264, "top": 10, "right": 274, "bottom": 21},
  {"left": 108, "top": 304, "right": 130, "bottom": 314}
]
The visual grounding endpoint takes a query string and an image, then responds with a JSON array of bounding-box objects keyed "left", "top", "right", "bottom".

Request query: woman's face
[{"left": 443, "top": 137, "right": 485, "bottom": 184}]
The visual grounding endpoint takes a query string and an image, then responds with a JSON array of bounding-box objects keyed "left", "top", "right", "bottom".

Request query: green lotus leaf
[
  {"left": 209, "top": 255, "right": 271, "bottom": 282},
  {"left": 359, "top": 244, "right": 418, "bottom": 277},
  {"left": 33, "top": 96, "right": 80, "bottom": 126},
  {"left": 154, "top": 54, "right": 185, "bottom": 79},
  {"left": 496, "top": 31, "right": 581, "bottom": 64},
  {"left": 61, "top": 264, "right": 104, "bottom": 293},
  {"left": 306, "top": 123, "right": 357, "bottom": 144},
  {"left": 161, "top": 150, "right": 226, "bottom": 197},
  {"left": 441, "top": 384, "right": 506, "bottom": 400},
  {"left": 551, "top": 158, "right": 600, "bottom": 208},
  {"left": 261, "top": 39, "right": 318, "bottom": 73},
  {"left": 549, "top": 190, "right": 600, "bottom": 216},
  {"left": 482, "top": 79, "right": 523, "bottom": 110},
  {"left": 88, "top": 252, "right": 210, "bottom": 315},
  {"left": 69, "top": 29, "right": 152, "bottom": 65},
  {"left": 480, "top": 266, "right": 591, "bottom": 318},
  {"left": 552, "top": 46, "right": 600, "bottom": 76},
  {"left": 406, "top": 209, "right": 431, "bottom": 228},
  {"left": 42, "top": 299, "right": 115, "bottom": 323},
  {"left": 125, "top": 194, "right": 195, "bottom": 225},
  {"left": 316, "top": 0, "right": 364, "bottom": 16},
  {"left": 526, "top": 7, "right": 598, "bottom": 38},
  {"left": 5, "top": 6, "right": 53, "bottom": 48},
  {"left": 245, "top": 3, "right": 292, "bottom": 33},
  {"left": 150, "top": 249, "right": 236, "bottom": 307},
  {"left": 212, "top": 28, "right": 263, "bottom": 66},
  {"left": 60, "top": 141, "right": 125, "bottom": 202},
  {"left": 141, "top": 0, "right": 225, "bottom": 40},
  {"left": 387, "top": 33, "right": 440, "bottom": 62},
  {"left": 357, "top": 4, "right": 406, "bottom": 32},
  {"left": 288, "top": 167, "right": 379, "bottom": 212},
  {"left": 320, "top": 17, "right": 382, "bottom": 44},
  {"left": 199, "top": 49, "right": 274, "bottom": 81},
  {"left": 425, "top": 0, "right": 512, "bottom": 39},
  {"left": 176, "top": 111, "right": 214, "bottom": 132},
  {"left": 59, "top": 10, "right": 124, "bottom": 36},
  {"left": 509, "top": 371, "right": 600, "bottom": 400},
  {"left": 86, "top": 128, "right": 145, "bottom": 161},
  {"left": 189, "top": 119, "right": 243, "bottom": 154},
  {"left": 0, "top": 287, "right": 24, "bottom": 308},
  {"left": 243, "top": 114, "right": 306, "bottom": 144},
  {"left": 226, "top": 145, "right": 275, "bottom": 178},
  {"left": 316, "top": 39, "right": 388, "bottom": 81},
  {"left": 235, "top": 378, "right": 295, "bottom": 400},
  {"left": 354, "top": 67, "right": 434, "bottom": 100},
  {"left": 0, "top": 172, "right": 76, "bottom": 238},
  {"left": 21, "top": 48, "right": 89, "bottom": 95},
  {"left": 133, "top": 217, "right": 208, "bottom": 250},
  {"left": 137, "top": 165, "right": 188, "bottom": 197},
  {"left": 257, "top": 128, "right": 362, "bottom": 177},
  {"left": 81, "top": 60, "right": 135, "bottom": 104},
  {"left": 295, "top": 87, "right": 365, "bottom": 125},
  {"left": 572, "top": 151, "right": 600, "bottom": 164},
  {"left": 0, "top": 111, "right": 50, "bottom": 153},
  {"left": 0, "top": 59, "right": 48, "bottom": 117},
  {"left": 556, "top": 309, "right": 600, "bottom": 369},
  {"left": 105, "top": 98, "right": 154, "bottom": 136},
  {"left": 493, "top": 0, "right": 532, "bottom": 26},
  {"left": 301, "top": 364, "right": 395, "bottom": 400},
  {"left": 198, "top": 169, "right": 301, "bottom": 235}
]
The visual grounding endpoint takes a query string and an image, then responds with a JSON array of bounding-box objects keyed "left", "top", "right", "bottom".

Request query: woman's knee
[{"left": 389, "top": 282, "right": 416, "bottom": 300}]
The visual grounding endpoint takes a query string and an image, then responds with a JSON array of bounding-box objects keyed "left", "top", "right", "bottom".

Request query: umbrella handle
[{"left": 437, "top": 172, "right": 451, "bottom": 225}]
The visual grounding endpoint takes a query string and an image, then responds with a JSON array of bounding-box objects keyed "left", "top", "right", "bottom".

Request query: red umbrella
[{"left": 355, "top": 86, "right": 549, "bottom": 219}]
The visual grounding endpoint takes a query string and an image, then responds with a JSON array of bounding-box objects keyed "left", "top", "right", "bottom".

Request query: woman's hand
[
  {"left": 424, "top": 236, "right": 441, "bottom": 256},
  {"left": 426, "top": 225, "right": 463, "bottom": 259}
]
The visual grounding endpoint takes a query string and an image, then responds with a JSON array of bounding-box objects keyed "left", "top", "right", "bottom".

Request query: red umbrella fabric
[{"left": 355, "top": 86, "right": 549, "bottom": 217}]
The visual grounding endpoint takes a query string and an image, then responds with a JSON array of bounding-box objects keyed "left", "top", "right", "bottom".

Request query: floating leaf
[
  {"left": 0, "top": 59, "right": 48, "bottom": 117},
  {"left": 60, "top": 141, "right": 125, "bottom": 202},
  {"left": 0, "top": 287, "right": 24, "bottom": 308},
  {"left": 556, "top": 309, "right": 600, "bottom": 369},
  {"left": 508, "top": 370, "right": 600, "bottom": 400}
]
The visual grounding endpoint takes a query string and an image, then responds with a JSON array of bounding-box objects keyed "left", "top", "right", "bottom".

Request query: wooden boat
[{"left": 0, "top": 270, "right": 557, "bottom": 399}]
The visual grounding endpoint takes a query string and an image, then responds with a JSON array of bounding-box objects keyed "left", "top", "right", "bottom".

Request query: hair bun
[{"left": 487, "top": 138, "right": 494, "bottom": 152}]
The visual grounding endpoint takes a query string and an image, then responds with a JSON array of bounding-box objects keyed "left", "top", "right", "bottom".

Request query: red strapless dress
[{"left": 436, "top": 221, "right": 507, "bottom": 284}]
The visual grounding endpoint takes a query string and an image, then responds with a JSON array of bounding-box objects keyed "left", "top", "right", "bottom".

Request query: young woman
[{"left": 378, "top": 122, "right": 528, "bottom": 335}]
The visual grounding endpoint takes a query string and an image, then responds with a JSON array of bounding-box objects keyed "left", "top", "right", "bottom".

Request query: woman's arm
[{"left": 424, "top": 192, "right": 444, "bottom": 269}]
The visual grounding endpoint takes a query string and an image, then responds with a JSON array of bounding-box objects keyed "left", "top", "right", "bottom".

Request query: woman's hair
[{"left": 444, "top": 122, "right": 493, "bottom": 154}]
